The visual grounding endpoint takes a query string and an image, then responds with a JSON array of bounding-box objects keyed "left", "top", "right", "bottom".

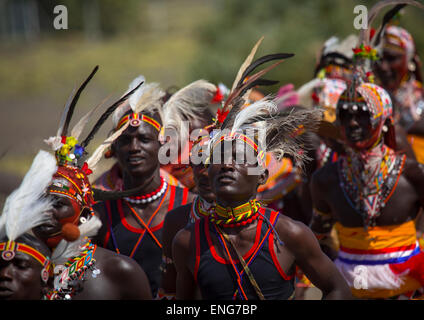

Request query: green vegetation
[{"left": 0, "top": 0, "right": 423, "bottom": 181}]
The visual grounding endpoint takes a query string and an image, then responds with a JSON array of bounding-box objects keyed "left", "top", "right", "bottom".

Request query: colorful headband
[
  {"left": 116, "top": 113, "right": 161, "bottom": 132},
  {"left": 383, "top": 25, "right": 415, "bottom": 61},
  {"left": 209, "top": 131, "right": 265, "bottom": 167},
  {"left": 0, "top": 241, "right": 53, "bottom": 282},
  {"left": 49, "top": 164, "right": 95, "bottom": 208}
]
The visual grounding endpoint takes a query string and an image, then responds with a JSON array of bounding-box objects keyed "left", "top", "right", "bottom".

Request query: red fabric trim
[
  {"left": 389, "top": 251, "right": 424, "bottom": 285},
  {"left": 167, "top": 185, "right": 176, "bottom": 211},
  {"left": 118, "top": 199, "right": 165, "bottom": 233},
  {"left": 117, "top": 199, "right": 144, "bottom": 234},
  {"left": 182, "top": 187, "right": 189, "bottom": 205},
  {"left": 340, "top": 243, "right": 417, "bottom": 255},
  {"left": 194, "top": 219, "right": 201, "bottom": 283},
  {"left": 103, "top": 201, "right": 112, "bottom": 247},
  {"left": 204, "top": 216, "right": 263, "bottom": 265},
  {"left": 268, "top": 231, "right": 293, "bottom": 280}
]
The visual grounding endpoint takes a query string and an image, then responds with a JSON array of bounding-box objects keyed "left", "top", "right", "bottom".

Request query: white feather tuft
[
  {"left": 111, "top": 76, "right": 165, "bottom": 129},
  {"left": 231, "top": 98, "right": 277, "bottom": 135},
  {"left": 162, "top": 80, "right": 217, "bottom": 145},
  {"left": 127, "top": 75, "right": 146, "bottom": 111},
  {"left": 44, "top": 136, "right": 63, "bottom": 151},
  {"left": 2, "top": 150, "right": 57, "bottom": 241}
]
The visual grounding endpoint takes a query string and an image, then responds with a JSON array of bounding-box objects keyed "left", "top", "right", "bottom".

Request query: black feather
[
  {"left": 80, "top": 80, "right": 144, "bottom": 148},
  {"left": 373, "top": 4, "right": 406, "bottom": 46},
  {"left": 238, "top": 79, "right": 279, "bottom": 97},
  {"left": 238, "top": 53, "right": 294, "bottom": 88},
  {"left": 61, "top": 65, "right": 99, "bottom": 136},
  {"left": 220, "top": 97, "right": 244, "bottom": 130}
]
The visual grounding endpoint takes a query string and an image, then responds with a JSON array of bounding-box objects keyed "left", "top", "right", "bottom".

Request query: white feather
[
  {"left": 127, "top": 75, "right": 146, "bottom": 111},
  {"left": 44, "top": 136, "right": 63, "bottom": 151},
  {"left": 86, "top": 122, "right": 130, "bottom": 170},
  {"left": 132, "top": 83, "right": 165, "bottom": 115},
  {"left": 162, "top": 80, "right": 217, "bottom": 145},
  {"left": 231, "top": 98, "right": 277, "bottom": 134},
  {"left": 3, "top": 150, "right": 57, "bottom": 241},
  {"left": 111, "top": 76, "right": 165, "bottom": 129}
]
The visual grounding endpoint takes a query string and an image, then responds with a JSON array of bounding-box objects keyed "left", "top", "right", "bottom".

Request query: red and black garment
[
  {"left": 193, "top": 207, "right": 295, "bottom": 300},
  {"left": 100, "top": 185, "right": 189, "bottom": 297}
]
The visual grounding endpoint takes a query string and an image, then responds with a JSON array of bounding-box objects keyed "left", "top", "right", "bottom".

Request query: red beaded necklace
[{"left": 123, "top": 177, "right": 168, "bottom": 204}]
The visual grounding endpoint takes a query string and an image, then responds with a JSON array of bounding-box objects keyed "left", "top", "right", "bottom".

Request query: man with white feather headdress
[
  {"left": 0, "top": 151, "right": 56, "bottom": 300},
  {"left": 8, "top": 66, "right": 153, "bottom": 300}
]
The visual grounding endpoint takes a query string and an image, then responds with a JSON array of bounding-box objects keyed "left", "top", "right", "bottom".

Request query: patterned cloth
[
  {"left": 383, "top": 25, "right": 415, "bottom": 62},
  {"left": 356, "top": 83, "right": 393, "bottom": 128},
  {"left": 334, "top": 221, "right": 424, "bottom": 299}
]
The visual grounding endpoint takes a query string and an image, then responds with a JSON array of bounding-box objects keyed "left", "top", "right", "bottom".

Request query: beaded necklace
[
  {"left": 123, "top": 177, "right": 168, "bottom": 204},
  {"left": 209, "top": 199, "right": 261, "bottom": 228},
  {"left": 338, "top": 143, "right": 406, "bottom": 228},
  {"left": 45, "top": 239, "right": 100, "bottom": 300},
  {"left": 189, "top": 196, "right": 214, "bottom": 223}
]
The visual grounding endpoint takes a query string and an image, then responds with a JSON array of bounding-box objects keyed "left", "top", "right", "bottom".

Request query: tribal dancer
[
  {"left": 93, "top": 76, "right": 195, "bottom": 297},
  {"left": 310, "top": 2, "right": 424, "bottom": 299},
  {"left": 160, "top": 124, "right": 216, "bottom": 299},
  {"left": 311, "top": 78, "right": 424, "bottom": 299},
  {"left": 0, "top": 151, "right": 56, "bottom": 300},
  {"left": 33, "top": 66, "right": 152, "bottom": 300},
  {"left": 173, "top": 45, "right": 352, "bottom": 300},
  {"left": 374, "top": 24, "right": 424, "bottom": 163}
]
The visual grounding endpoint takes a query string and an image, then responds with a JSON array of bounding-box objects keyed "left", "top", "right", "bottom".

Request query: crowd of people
[{"left": 1, "top": 1, "right": 424, "bottom": 300}]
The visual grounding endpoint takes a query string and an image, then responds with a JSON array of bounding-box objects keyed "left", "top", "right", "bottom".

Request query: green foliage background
[{"left": 0, "top": 0, "right": 423, "bottom": 181}]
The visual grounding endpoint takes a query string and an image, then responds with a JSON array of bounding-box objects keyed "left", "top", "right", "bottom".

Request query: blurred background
[{"left": 0, "top": 0, "right": 423, "bottom": 205}]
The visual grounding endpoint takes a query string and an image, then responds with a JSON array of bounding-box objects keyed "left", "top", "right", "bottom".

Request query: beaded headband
[
  {"left": 0, "top": 240, "right": 53, "bottom": 282},
  {"left": 116, "top": 112, "right": 161, "bottom": 132},
  {"left": 209, "top": 131, "right": 266, "bottom": 167}
]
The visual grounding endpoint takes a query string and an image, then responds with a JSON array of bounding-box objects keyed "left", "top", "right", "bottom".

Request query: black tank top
[
  {"left": 194, "top": 207, "right": 295, "bottom": 300},
  {"left": 102, "top": 185, "right": 189, "bottom": 297}
]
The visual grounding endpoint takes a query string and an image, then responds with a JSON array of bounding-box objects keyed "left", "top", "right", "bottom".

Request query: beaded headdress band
[{"left": 0, "top": 240, "right": 52, "bottom": 282}]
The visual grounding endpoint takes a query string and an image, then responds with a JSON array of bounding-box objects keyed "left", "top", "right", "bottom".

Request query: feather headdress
[
  {"left": 0, "top": 150, "right": 57, "bottom": 241},
  {"left": 213, "top": 37, "right": 294, "bottom": 131},
  {"left": 352, "top": 0, "right": 424, "bottom": 79},
  {"left": 40, "top": 67, "right": 144, "bottom": 242},
  {"left": 45, "top": 66, "right": 144, "bottom": 169},
  {"left": 206, "top": 37, "right": 321, "bottom": 170},
  {"left": 161, "top": 79, "right": 221, "bottom": 147},
  {"left": 111, "top": 76, "right": 166, "bottom": 130}
]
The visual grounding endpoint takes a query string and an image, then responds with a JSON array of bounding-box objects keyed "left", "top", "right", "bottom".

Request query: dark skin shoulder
[
  {"left": 173, "top": 222, "right": 197, "bottom": 299},
  {"left": 72, "top": 246, "right": 152, "bottom": 300},
  {"left": 172, "top": 211, "right": 352, "bottom": 300},
  {"left": 395, "top": 124, "right": 417, "bottom": 159},
  {"left": 402, "top": 157, "right": 424, "bottom": 209},
  {"left": 273, "top": 214, "right": 351, "bottom": 299},
  {"left": 160, "top": 202, "right": 192, "bottom": 295}
]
